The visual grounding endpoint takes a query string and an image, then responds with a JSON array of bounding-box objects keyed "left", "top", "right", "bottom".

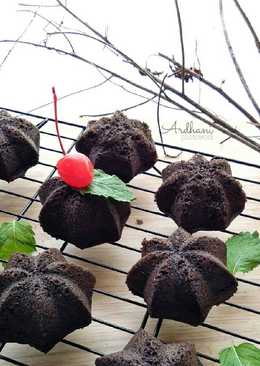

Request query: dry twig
[
  {"left": 219, "top": 0, "right": 260, "bottom": 117},
  {"left": 158, "top": 53, "right": 260, "bottom": 130},
  {"left": 27, "top": 76, "right": 113, "bottom": 114},
  {"left": 233, "top": 0, "right": 260, "bottom": 53},
  {"left": 0, "top": 10, "right": 37, "bottom": 70},
  {"left": 1, "top": 1, "right": 260, "bottom": 154},
  {"left": 18, "top": 9, "right": 75, "bottom": 53},
  {"left": 174, "top": 0, "right": 185, "bottom": 94}
]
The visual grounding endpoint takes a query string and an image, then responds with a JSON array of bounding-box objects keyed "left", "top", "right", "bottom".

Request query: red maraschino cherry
[
  {"left": 52, "top": 87, "right": 94, "bottom": 189},
  {"left": 57, "top": 152, "right": 93, "bottom": 189}
]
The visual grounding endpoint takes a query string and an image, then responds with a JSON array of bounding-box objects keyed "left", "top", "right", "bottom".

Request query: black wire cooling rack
[{"left": 0, "top": 106, "right": 260, "bottom": 366}]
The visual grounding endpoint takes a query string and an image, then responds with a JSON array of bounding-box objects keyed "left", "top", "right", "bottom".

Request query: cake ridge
[
  {"left": 127, "top": 228, "right": 238, "bottom": 326},
  {"left": 39, "top": 177, "right": 131, "bottom": 248},
  {"left": 156, "top": 154, "right": 246, "bottom": 232},
  {"left": 0, "top": 249, "right": 96, "bottom": 352},
  {"left": 0, "top": 110, "right": 40, "bottom": 182},
  {"left": 76, "top": 111, "right": 157, "bottom": 183},
  {"left": 96, "top": 329, "right": 200, "bottom": 365}
]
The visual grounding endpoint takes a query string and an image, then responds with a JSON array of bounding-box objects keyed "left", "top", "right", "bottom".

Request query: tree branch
[
  {"left": 27, "top": 76, "right": 113, "bottom": 114},
  {"left": 1, "top": 38, "right": 260, "bottom": 153},
  {"left": 80, "top": 95, "right": 156, "bottom": 118},
  {"left": 174, "top": 0, "right": 185, "bottom": 95},
  {"left": 158, "top": 52, "right": 260, "bottom": 129},
  {"left": 0, "top": 10, "right": 37, "bottom": 70},
  {"left": 18, "top": 9, "right": 75, "bottom": 53},
  {"left": 53, "top": 1, "right": 260, "bottom": 143},
  {"left": 219, "top": 0, "right": 260, "bottom": 117},
  {"left": 233, "top": 0, "right": 260, "bottom": 53},
  {"left": 157, "top": 74, "right": 168, "bottom": 155},
  {"left": 55, "top": 0, "right": 162, "bottom": 91},
  {"left": 54, "top": 0, "right": 260, "bottom": 143}
]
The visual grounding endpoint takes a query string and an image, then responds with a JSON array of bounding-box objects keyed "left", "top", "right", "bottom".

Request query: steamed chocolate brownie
[
  {"left": 156, "top": 154, "right": 246, "bottom": 232},
  {"left": 0, "top": 110, "right": 40, "bottom": 182},
  {"left": 127, "top": 228, "right": 237, "bottom": 326},
  {"left": 0, "top": 249, "right": 95, "bottom": 352},
  {"left": 96, "top": 329, "right": 202, "bottom": 366},
  {"left": 76, "top": 112, "right": 157, "bottom": 182},
  {"left": 39, "top": 177, "right": 130, "bottom": 248}
]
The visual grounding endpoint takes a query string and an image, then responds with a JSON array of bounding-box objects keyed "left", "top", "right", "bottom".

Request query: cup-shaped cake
[
  {"left": 0, "top": 110, "right": 40, "bottom": 182},
  {"left": 39, "top": 174, "right": 132, "bottom": 249},
  {"left": 0, "top": 249, "right": 95, "bottom": 352},
  {"left": 96, "top": 329, "right": 202, "bottom": 366},
  {"left": 127, "top": 228, "right": 237, "bottom": 326},
  {"left": 76, "top": 112, "right": 157, "bottom": 182},
  {"left": 156, "top": 154, "right": 246, "bottom": 232}
]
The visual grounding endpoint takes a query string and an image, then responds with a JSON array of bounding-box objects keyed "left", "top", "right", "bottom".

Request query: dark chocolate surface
[
  {"left": 156, "top": 154, "right": 246, "bottom": 233},
  {"left": 76, "top": 112, "right": 157, "bottom": 182},
  {"left": 0, "top": 110, "right": 40, "bottom": 182},
  {"left": 127, "top": 228, "right": 238, "bottom": 326},
  {"left": 0, "top": 249, "right": 95, "bottom": 352},
  {"left": 39, "top": 177, "right": 131, "bottom": 248},
  {"left": 96, "top": 329, "right": 201, "bottom": 366}
]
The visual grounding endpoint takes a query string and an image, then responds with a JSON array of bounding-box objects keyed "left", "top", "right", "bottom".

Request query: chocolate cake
[
  {"left": 39, "top": 177, "right": 131, "bottom": 248},
  {"left": 156, "top": 154, "right": 246, "bottom": 232},
  {"left": 0, "top": 249, "right": 95, "bottom": 352},
  {"left": 0, "top": 110, "right": 40, "bottom": 182},
  {"left": 127, "top": 228, "right": 237, "bottom": 326},
  {"left": 96, "top": 329, "right": 202, "bottom": 366},
  {"left": 75, "top": 112, "right": 157, "bottom": 182}
]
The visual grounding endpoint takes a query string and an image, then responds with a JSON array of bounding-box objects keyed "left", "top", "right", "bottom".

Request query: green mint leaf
[
  {"left": 226, "top": 231, "right": 260, "bottom": 274},
  {"left": 0, "top": 221, "right": 37, "bottom": 263},
  {"left": 81, "top": 169, "right": 135, "bottom": 202},
  {"left": 220, "top": 343, "right": 260, "bottom": 366}
]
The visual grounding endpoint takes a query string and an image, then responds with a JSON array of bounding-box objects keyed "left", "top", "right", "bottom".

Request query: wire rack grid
[{"left": 0, "top": 107, "right": 259, "bottom": 366}]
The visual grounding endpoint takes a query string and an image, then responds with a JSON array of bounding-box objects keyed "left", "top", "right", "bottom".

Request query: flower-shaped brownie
[
  {"left": 76, "top": 111, "right": 157, "bottom": 182},
  {"left": 0, "top": 110, "right": 40, "bottom": 182},
  {"left": 39, "top": 177, "right": 131, "bottom": 248},
  {"left": 156, "top": 154, "right": 246, "bottom": 233},
  {"left": 127, "top": 228, "right": 237, "bottom": 326},
  {"left": 0, "top": 249, "right": 95, "bottom": 352},
  {"left": 96, "top": 329, "right": 202, "bottom": 366}
]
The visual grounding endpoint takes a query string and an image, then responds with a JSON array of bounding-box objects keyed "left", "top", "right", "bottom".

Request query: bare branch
[
  {"left": 219, "top": 0, "right": 260, "bottom": 117},
  {"left": 1, "top": 39, "right": 260, "bottom": 152},
  {"left": 55, "top": 0, "right": 162, "bottom": 90},
  {"left": 158, "top": 52, "right": 260, "bottom": 129},
  {"left": 98, "top": 76, "right": 194, "bottom": 113},
  {"left": 194, "top": 40, "right": 202, "bottom": 104},
  {"left": 233, "top": 0, "right": 260, "bottom": 53},
  {"left": 18, "top": 3, "right": 59, "bottom": 7},
  {"left": 153, "top": 71, "right": 259, "bottom": 145},
  {"left": 194, "top": 40, "right": 201, "bottom": 71},
  {"left": 161, "top": 89, "right": 260, "bottom": 152},
  {"left": 18, "top": 9, "right": 75, "bottom": 53},
  {"left": 0, "top": 10, "right": 37, "bottom": 70},
  {"left": 56, "top": 0, "right": 110, "bottom": 45},
  {"left": 157, "top": 74, "right": 168, "bottom": 155},
  {"left": 174, "top": 0, "right": 185, "bottom": 95},
  {"left": 80, "top": 95, "right": 156, "bottom": 118},
  {"left": 46, "top": 30, "right": 109, "bottom": 48},
  {"left": 54, "top": 0, "right": 260, "bottom": 140},
  {"left": 156, "top": 74, "right": 182, "bottom": 158},
  {"left": 54, "top": 1, "right": 258, "bottom": 139},
  {"left": 27, "top": 76, "right": 112, "bottom": 113}
]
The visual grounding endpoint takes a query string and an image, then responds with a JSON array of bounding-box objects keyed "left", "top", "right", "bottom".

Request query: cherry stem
[{"left": 52, "top": 86, "right": 66, "bottom": 156}]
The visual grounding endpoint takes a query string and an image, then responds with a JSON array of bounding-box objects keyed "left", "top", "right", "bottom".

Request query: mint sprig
[
  {"left": 81, "top": 169, "right": 135, "bottom": 203},
  {"left": 0, "top": 221, "right": 37, "bottom": 263},
  {"left": 226, "top": 231, "right": 260, "bottom": 274},
  {"left": 220, "top": 343, "right": 260, "bottom": 366}
]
